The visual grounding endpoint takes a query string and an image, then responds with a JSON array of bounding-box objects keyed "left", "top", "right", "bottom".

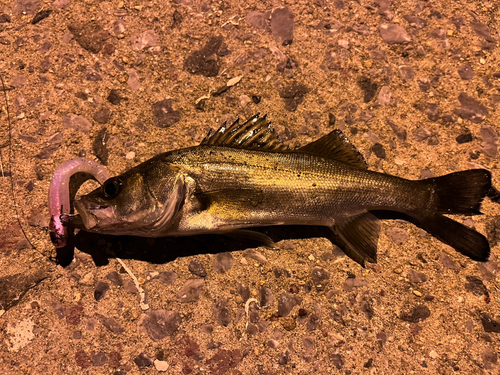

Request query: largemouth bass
[{"left": 74, "top": 114, "right": 492, "bottom": 266}]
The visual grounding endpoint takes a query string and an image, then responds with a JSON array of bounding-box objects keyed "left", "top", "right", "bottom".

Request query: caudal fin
[
  {"left": 418, "top": 214, "right": 490, "bottom": 261},
  {"left": 422, "top": 169, "right": 491, "bottom": 215},
  {"left": 415, "top": 169, "right": 492, "bottom": 261}
]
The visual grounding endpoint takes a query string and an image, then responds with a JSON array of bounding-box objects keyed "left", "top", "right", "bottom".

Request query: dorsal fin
[
  {"left": 200, "top": 114, "right": 288, "bottom": 151},
  {"left": 298, "top": 129, "right": 368, "bottom": 170}
]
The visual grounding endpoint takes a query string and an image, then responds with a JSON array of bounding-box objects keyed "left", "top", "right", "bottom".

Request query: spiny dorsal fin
[
  {"left": 298, "top": 129, "right": 368, "bottom": 170},
  {"left": 200, "top": 114, "right": 288, "bottom": 151}
]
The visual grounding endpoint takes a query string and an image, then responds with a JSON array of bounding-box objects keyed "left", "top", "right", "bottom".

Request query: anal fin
[{"left": 331, "top": 212, "right": 380, "bottom": 266}]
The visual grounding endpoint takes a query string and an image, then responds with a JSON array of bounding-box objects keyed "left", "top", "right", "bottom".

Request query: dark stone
[
  {"left": 277, "top": 293, "right": 300, "bottom": 317},
  {"left": 441, "top": 115, "right": 455, "bottom": 123},
  {"left": 458, "top": 64, "right": 474, "bottom": 80},
  {"left": 425, "top": 103, "right": 440, "bottom": 121},
  {"left": 407, "top": 269, "right": 428, "bottom": 283},
  {"left": 92, "top": 352, "right": 108, "bottom": 366},
  {"left": 372, "top": 143, "right": 386, "bottom": 159},
  {"left": 252, "top": 95, "right": 261, "bottom": 104},
  {"left": 311, "top": 266, "right": 330, "bottom": 290},
  {"left": 213, "top": 252, "right": 234, "bottom": 274},
  {"left": 184, "top": 36, "right": 223, "bottom": 77},
  {"left": 456, "top": 130, "right": 473, "bottom": 144},
  {"left": 276, "top": 57, "right": 299, "bottom": 73},
  {"left": 0, "top": 269, "right": 47, "bottom": 311},
  {"left": 328, "top": 113, "right": 336, "bottom": 127},
  {"left": 100, "top": 316, "right": 124, "bottom": 334},
  {"left": 361, "top": 300, "right": 374, "bottom": 320},
  {"left": 357, "top": 76, "right": 378, "bottom": 103},
  {"left": 379, "top": 23, "right": 411, "bottom": 44},
  {"left": 236, "top": 283, "right": 250, "bottom": 302},
  {"left": 246, "top": 10, "right": 269, "bottom": 31},
  {"left": 75, "top": 351, "right": 92, "bottom": 369},
  {"left": 400, "top": 305, "right": 431, "bottom": 323},
  {"left": 106, "top": 271, "right": 123, "bottom": 286},
  {"left": 157, "top": 271, "right": 178, "bottom": 285},
  {"left": 176, "top": 279, "right": 204, "bottom": 303},
  {"left": 453, "top": 92, "right": 488, "bottom": 123},
  {"left": 369, "top": 48, "right": 386, "bottom": 60},
  {"left": 439, "top": 252, "right": 458, "bottom": 270},
  {"left": 92, "top": 127, "right": 110, "bottom": 165},
  {"left": 213, "top": 298, "right": 232, "bottom": 326},
  {"left": 13, "top": 0, "right": 40, "bottom": 14},
  {"left": 206, "top": 349, "right": 243, "bottom": 374},
  {"left": 172, "top": 9, "right": 183, "bottom": 28},
  {"left": 385, "top": 117, "right": 407, "bottom": 142},
  {"left": 259, "top": 286, "right": 275, "bottom": 307},
  {"left": 487, "top": 216, "right": 500, "bottom": 247},
  {"left": 62, "top": 114, "right": 92, "bottom": 132},
  {"left": 480, "top": 125, "right": 498, "bottom": 158},
  {"left": 188, "top": 258, "right": 207, "bottom": 277},
  {"left": 429, "top": 28, "right": 446, "bottom": 39},
  {"left": 480, "top": 313, "right": 500, "bottom": 333},
  {"left": 75, "top": 92, "right": 88, "bottom": 100},
  {"left": 67, "top": 22, "right": 110, "bottom": 54},
  {"left": 151, "top": 99, "right": 181, "bottom": 128},
  {"left": 134, "top": 353, "right": 153, "bottom": 368},
  {"left": 85, "top": 67, "right": 103, "bottom": 81},
  {"left": 94, "top": 281, "right": 110, "bottom": 301},
  {"left": 465, "top": 276, "right": 489, "bottom": 297},
  {"left": 66, "top": 302, "right": 84, "bottom": 325},
  {"left": 482, "top": 347, "right": 498, "bottom": 370},
  {"left": 399, "top": 66, "right": 414, "bottom": 82},
  {"left": 470, "top": 22, "right": 496, "bottom": 42},
  {"left": 306, "top": 313, "right": 320, "bottom": 331},
  {"left": 31, "top": 9, "right": 52, "bottom": 24},
  {"left": 102, "top": 43, "right": 115, "bottom": 55},
  {"left": 270, "top": 7, "right": 294, "bottom": 45},
  {"left": 279, "top": 82, "right": 308, "bottom": 111},
  {"left": 278, "top": 351, "right": 290, "bottom": 366},
  {"left": 107, "top": 89, "right": 126, "bottom": 105},
  {"left": 334, "top": 0, "right": 345, "bottom": 9},
  {"left": 0, "top": 14, "right": 11, "bottom": 23},
  {"left": 451, "top": 16, "right": 464, "bottom": 29},
  {"left": 331, "top": 353, "right": 344, "bottom": 369},
  {"left": 140, "top": 310, "right": 182, "bottom": 341},
  {"left": 403, "top": 15, "right": 427, "bottom": 29}
]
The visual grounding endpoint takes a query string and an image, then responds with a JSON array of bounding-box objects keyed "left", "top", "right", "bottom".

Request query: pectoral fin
[{"left": 331, "top": 212, "right": 380, "bottom": 266}]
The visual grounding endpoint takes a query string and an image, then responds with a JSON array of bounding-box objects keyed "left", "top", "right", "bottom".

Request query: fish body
[{"left": 75, "top": 115, "right": 492, "bottom": 265}]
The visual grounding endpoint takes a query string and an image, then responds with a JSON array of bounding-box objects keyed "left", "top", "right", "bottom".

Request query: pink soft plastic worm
[{"left": 48, "top": 158, "right": 110, "bottom": 248}]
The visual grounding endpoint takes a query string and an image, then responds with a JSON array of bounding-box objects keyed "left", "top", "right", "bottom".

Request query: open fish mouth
[{"left": 74, "top": 199, "right": 114, "bottom": 231}]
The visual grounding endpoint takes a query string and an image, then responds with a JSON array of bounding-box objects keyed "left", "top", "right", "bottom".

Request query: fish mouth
[{"left": 74, "top": 199, "right": 113, "bottom": 231}]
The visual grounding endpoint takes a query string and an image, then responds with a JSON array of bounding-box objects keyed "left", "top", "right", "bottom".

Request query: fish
[{"left": 74, "top": 114, "right": 492, "bottom": 266}]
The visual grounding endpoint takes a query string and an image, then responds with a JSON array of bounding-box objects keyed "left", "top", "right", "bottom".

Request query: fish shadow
[{"left": 64, "top": 225, "right": 339, "bottom": 267}]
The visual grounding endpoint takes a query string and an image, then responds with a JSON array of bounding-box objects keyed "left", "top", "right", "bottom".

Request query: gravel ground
[{"left": 0, "top": 0, "right": 499, "bottom": 374}]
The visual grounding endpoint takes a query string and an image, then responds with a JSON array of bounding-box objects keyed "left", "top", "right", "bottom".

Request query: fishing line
[{"left": 1, "top": 74, "right": 37, "bottom": 251}]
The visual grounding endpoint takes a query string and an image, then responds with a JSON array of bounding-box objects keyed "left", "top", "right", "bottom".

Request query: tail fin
[
  {"left": 418, "top": 214, "right": 490, "bottom": 261},
  {"left": 422, "top": 169, "right": 491, "bottom": 215},
  {"left": 415, "top": 169, "right": 492, "bottom": 261}
]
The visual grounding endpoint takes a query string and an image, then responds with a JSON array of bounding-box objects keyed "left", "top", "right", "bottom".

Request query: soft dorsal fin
[
  {"left": 298, "top": 129, "right": 368, "bottom": 170},
  {"left": 200, "top": 114, "right": 288, "bottom": 151}
]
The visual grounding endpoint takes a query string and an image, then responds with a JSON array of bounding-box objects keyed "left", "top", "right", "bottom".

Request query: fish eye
[{"left": 101, "top": 178, "right": 123, "bottom": 199}]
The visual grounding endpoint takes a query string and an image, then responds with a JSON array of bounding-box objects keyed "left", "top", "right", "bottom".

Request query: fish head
[{"left": 74, "top": 162, "right": 186, "bottom": 235}]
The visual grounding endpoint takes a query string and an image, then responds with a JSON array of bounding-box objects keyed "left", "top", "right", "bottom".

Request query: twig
[
  {"left": 116, "top": 257, "right": 149, "bottom": 311},
  {"left": 1, "top": 74, "right": 36, "bottom": 250}
]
